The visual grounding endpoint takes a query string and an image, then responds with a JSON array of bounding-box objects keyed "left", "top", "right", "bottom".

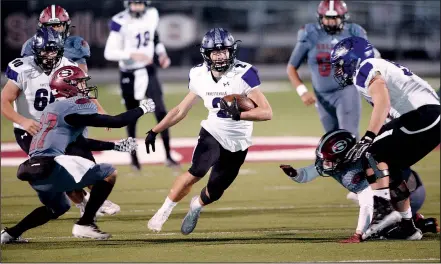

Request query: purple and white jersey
[
  {"left": 188, "top": 60, "right": 261, "bottom": 152},
  {"left": 354, "top": 58, "right": 440, "bottom": 119}
]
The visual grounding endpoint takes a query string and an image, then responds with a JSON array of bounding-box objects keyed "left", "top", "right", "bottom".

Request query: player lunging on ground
[
  {"left": 330, "top": 36, "right": 440, "bottom": 240},
  {"left": 280, "top": 129, "right": 439, "bottom": 243},
  {"left": 1, "top": 65, "right": 155, "bottom": 243},
  {"left": 144, "top": 28, "right": 272, "bottom": 235}
]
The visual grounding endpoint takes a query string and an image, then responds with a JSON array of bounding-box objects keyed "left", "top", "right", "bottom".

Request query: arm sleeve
[
  {"left": 242, "top": 66, "right": 261, "bottom": 95},
  {"left": 288, "top": 26, "right": 310, "bottom": 69},
  {"left": 104, "top": 20, "right": 131, "bottom": 61},
  {"left": 85, "top": 138, "right": 115, "bottom": 151},
  {"left": 291, "top": 164, "right": 321, "bottom": 183},
  {"left": 355, "top": 187, "right": 374, "bottom": 233},
  {"left": 65, "top": 107, "right": 144, "bottom": 128}
]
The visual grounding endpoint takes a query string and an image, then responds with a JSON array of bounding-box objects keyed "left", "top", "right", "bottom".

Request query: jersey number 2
[
  {"left": 316, "top": 52, "right": 331, "bottom": 77},
  {"left": 136, "top": 31, "right": 150, "bottom": 49},
  {"left": 34, "top": 89, "right": 55, "bottom": 111},
  {"left": 212, "top": 97, "right": 229, "bottom": 118},
  {"left": 29, "top": 113, "right": 58, "bottom": 151}
]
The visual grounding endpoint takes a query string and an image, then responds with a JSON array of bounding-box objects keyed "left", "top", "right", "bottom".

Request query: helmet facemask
[
  {"left": 34, "top": 46, "right": 64, "bottom": 74},
  {"left": 318, "top": 15, "right": 345, "bottom": 35}
]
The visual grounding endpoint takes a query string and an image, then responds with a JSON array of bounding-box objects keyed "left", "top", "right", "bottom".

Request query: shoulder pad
[
  {"left": 146, "top": 7, "right": 159, "bottom": 18},
  {"left": 238, "top": 63, "right": 261, "bottom": 88},
  {"left": 21, "top": 37, "right": 34, "bottom": 57},
  {"left": 189, "top": 63, "right": 208, "bottom": 79},
  {"left": 60, "top": 57, "right": 78, "bottom": 67},
  {"left": 298, "top": 23, "right": 318, "bottom": 43},
  {"left": 64, "top": 36, "right": 91, "bottom": 61},
  {"left": 232, "top": 60, "right": 252, "bottom": 73},
  {"left": 349, "top": 23, "right": 367, "bottom": 38},
  {"left": 110, "top": 11, "right": 128, "bottom": 32},
  {"left": 6, "top": 57, "right": 33, "bottom": 74},
  {"left": 355, "top": 58, "right": 377, "bottom": 89}
]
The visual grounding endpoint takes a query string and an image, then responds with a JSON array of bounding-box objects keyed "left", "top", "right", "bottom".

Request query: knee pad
[
  {"left": 48, "top": 202, "right": 71, "bottom": 219},
  {"left": 390, "top": 180, "right": 411, "bottom": 203},
  {"left": 200, "top": 186, "right": 224, "bottom": 205}
]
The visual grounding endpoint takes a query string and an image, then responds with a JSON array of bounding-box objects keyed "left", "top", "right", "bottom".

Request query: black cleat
[
  {"left": 384, "top": 219, "right": 423, "bottom": 240},
  {"left": 130, "top": 152, "right": 141, "bottom": 171}
]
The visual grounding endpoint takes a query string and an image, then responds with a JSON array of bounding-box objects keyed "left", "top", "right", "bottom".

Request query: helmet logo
[
  {"left": 332, "top": 140, "right": 347, "bottom": 153},
  {"left": 58, "top": 69, "right": 74, "bottom": 78},
  {"left": 334, "top": 46, "right": 348, "bottom": 57}
]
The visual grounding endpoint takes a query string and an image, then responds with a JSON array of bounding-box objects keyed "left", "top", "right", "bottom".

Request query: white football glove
[
  {"left": 114, "top": 137, "right": 138, "bottom": 153},
  {"left": 139, "top": 98, "right": 155, "bottom": 114}
]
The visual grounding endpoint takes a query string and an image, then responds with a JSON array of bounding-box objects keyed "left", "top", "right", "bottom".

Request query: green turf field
[{"left": 1, "top": 80, "right": 440, "bottom": 262}]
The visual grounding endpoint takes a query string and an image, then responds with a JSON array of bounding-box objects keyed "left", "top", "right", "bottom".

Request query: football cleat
[
  {"left": 362, "top": 196, "right": 402, "bottom": 240},
  {"left": 1, "top": 229, "right": 28, "bottom": 244},
  {"left": 384, "top": 219, "right": 423, "bottom": 240},
  {"left": 77, "top": 191, "right": 103, "bottom": 217},
  {"left": 339, "top": 233, "right": 362, "bottom": 243},
  {"left": 165, "top": 157, "right": 181, "bottom": 169},
  {"left": 98, "top": 200, "right": 121, "bottom": 216},
  {"left": 147, "top": 208, "right": 172, "bottom": 232},
  {"left": 414, "top": 214, "right": 439, "bottom": 234},
  {"left": 181, "top": 196, "right": 203, "bottom": 235},
  {"left": 72, "top": 223, "right": 111, "bottom": 240}
]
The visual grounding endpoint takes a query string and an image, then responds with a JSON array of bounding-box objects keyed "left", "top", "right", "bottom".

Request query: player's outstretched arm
[
  {"left": 1, "top": 80, "right": 40, "bottom": 135},
  {"left": 144, "top": 92, "right": 199, "bottom": 153},
  {"left": 65, "top": 99, "right": 155, "bottom": 128},
  {"left": 279, "top": 164, "right": 320, "bottom": 183},
  {"left": 239, "top": 88, "right": 272, "bottom": 121},
  {"left": 152, "top": 91, "right": 199, "bottom": 134}
]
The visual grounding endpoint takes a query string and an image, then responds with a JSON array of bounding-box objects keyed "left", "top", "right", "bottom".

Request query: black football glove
[
  {"left": 279, "top": 164, "right": 298, "bottom": 178},
  {"left": 145, "top": 129, "right": 158, "bottom": 154},
  {"left": 220, "top": 97, "right": 241, "bottom": 121},
  {"left": 345, "top": 131, "right": 376, "bottom": 163}
]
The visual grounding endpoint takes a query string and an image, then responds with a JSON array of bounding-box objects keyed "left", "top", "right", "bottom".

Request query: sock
[
  {"left": 7, "top": 206, "right": 54, "bottom": 237},
  {"left": 373, "top": 188, "right": 390, "bottom": 200},
  {"left": 161, "top": 130, "right": 171, "bottom": 159},
  {"left": 160, "top": 196, "right": 177, "bottom": 212},
  {"left": 190, "top": 196, "right": 203, "bottom": 210},
  {"left": 400, "top": 207, "right": 413, "bottom": 219},
  {"left": 77, "top": 180, "right": 114, "bottom": 225}
]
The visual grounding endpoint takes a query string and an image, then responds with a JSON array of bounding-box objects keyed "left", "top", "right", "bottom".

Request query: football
[{"left": 222, "top": 94, "right": 257, "bottom": 112}]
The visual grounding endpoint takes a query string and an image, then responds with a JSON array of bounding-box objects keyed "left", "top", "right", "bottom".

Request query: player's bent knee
[
  {"left": 188, "top": 167, "right": 209, "bottom": 178},
  {"left": 104, "top": 170, "right": 117, "bottom": 185},
  {"left": 49, "top": 202, "right": 71, "bottom": 219},
  {"left": 200, "top": 186, "right": 224, "bottom": 205}
]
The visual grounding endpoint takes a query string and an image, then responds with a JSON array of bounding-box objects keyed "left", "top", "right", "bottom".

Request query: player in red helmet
[{"left": 280, "top": 129, "right": 439, "bottom": 242}]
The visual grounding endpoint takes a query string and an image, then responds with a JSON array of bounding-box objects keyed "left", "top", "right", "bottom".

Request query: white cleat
[
  {"left": 1, "top": 229, "right": 28, "bottom": 244},
  {"left": 148, "top": 209, "right": 172, "bottom": 232},
  {"left": 98, "top": 200, "right": 121, "bottom": 216},
  {"left": 72, "top": 223, "right": 111, "bottom": 240},
  {"left": 362, "top": 211, "right": 402, "bottom": 240},
  {"left": 181, "top": 196, "right": 203, "bottom": 235}
]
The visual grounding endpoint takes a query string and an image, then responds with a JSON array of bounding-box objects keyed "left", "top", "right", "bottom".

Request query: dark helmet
[
  {"left": 315, "top": 129, "right": 356, "bottom": 176},
  {"left": 200, "top": 28, "right": 240, "bottom": 72},
  {"left": 50, "top": 65, "right": 98, "bottom": 99},
  {"left": 317, "top": 0, "right": 349, "bottom": 34},
  {"left": 38, "top": 5, "right": 72, "bottom": 40},
  {"left": 32, "top": 27, "right": 65, "bottom": 74},
  {"left": 124, "top": 0, "right": 151, "bottom": 18},
  {"left": 330, "top": 36, "right": 375, "bottom": 87}
]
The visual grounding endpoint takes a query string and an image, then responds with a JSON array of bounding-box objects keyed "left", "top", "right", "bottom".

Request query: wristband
[{"left": 296, "top": 84, "right": 308, "bottom": 97}]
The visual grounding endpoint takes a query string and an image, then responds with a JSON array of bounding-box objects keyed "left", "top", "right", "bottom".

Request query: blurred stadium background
[{"left": 1, "top": 0, "right": 440, "bottom": 262}]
